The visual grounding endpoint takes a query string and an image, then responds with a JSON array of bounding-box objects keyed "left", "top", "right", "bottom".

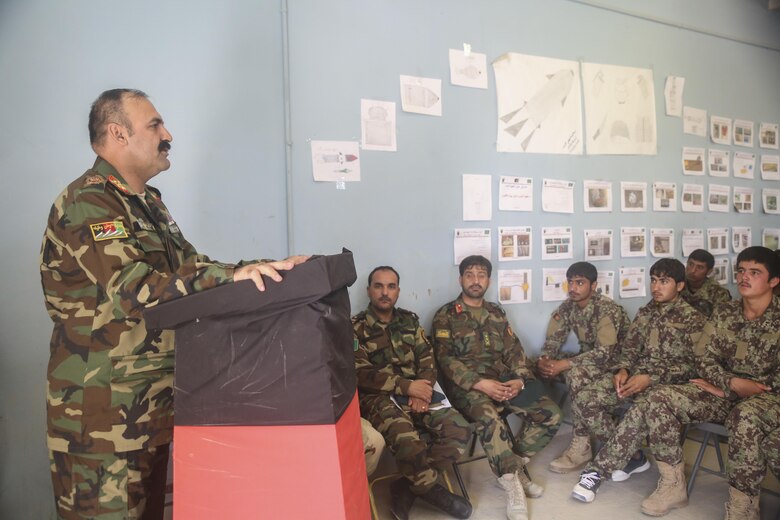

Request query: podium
[{"left": 145, "top": 250, "right": 369, "bottom": 519}]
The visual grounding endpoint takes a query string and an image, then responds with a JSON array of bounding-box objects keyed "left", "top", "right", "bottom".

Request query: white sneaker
[{"left": 497, "top": 472, "right": 529, "bottom": 520}]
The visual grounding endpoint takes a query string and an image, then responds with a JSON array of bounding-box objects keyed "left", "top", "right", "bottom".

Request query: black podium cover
[{"left": 144, "top": 250, "right": 357, "bottom": 426}]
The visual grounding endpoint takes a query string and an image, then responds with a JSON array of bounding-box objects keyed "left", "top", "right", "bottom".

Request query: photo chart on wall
[
  {"left": 682, "top": 229, "right": 704, "bottom": 257},
  {"left": 711, "top": 116, "right": 732, "bottom": 146},
  {"left": 652, "top": 182, "right": 677, "bottom": 211},
  {"left": 682, "top": 147, "right": 705, "bottom": 176},
  {"left": 454, "top": 228, "right": 491, "bottom": 265},
  {"left": 713, "top": 258, "right": 730, "bottom": 285},
  {"left": 584, "top": 229, "right": 613, "bottom": 261},
  {"left": 596, "top": 271, "right": 615, "bottom": 300},
  {"left": 498, "top": 269, "right": 532, "bottom": 304},
  {"left": 708, "top": 149, "right": 730, "bottom": 177},
  {"left": 493, "top": 52, "right": 583, "bottom": 154},
  {"left": 651, "top": 228, "right": 674, "bottom": 257},
  {"left": 707, "top": 228, "right": 729, "bottom": 255},
  {"left": 731, "top": 227, "right": 751, "bottom": 254},
  {"left": 734, "top": 120, "right": 755, "bottom": 148},
  {"left": 733, "top": 187, "right": 754, "bottom": 214},
  {"left": 763, "top": 188, "right": 780, "bottom": 215},
  {"left": 681, "top": 184, "right": 704, "bottom": 212},
  {"left": 763, "top": 228, "right": 780, "bottom": 250},
  {"left": 542, "top": 268, "right": 568, "bottom": 302},
  {"left": 499, "top": 226, "right": 532, "bottom": 261},
  {"left": 619, "top": 267, "right": 646, "bottom": 298},
  {"left": 759, "top": 123, "right": 778, "bottom": 150},
  {"left": 583, "top": 180, "right": 613, "bottom": 212},
  {"left": 621, "top": 227, "right": 647, "bottom": 258},
  {"left": 761, "top": 155, "right": 780, "bottom": 181},
  {"left": 582, "top": 62, "right": 656, "bottom": 155},
  {"left": 733, "top": 152, "right": 755, "bottom": 180}
]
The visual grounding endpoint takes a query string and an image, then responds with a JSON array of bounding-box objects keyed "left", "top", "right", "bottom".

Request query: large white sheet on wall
[
  {"left": 582, "top": 62, "right": 657, "bottom": 155},
  {"left": 493, "top": 52, "right": 583, "bottom": 154}
]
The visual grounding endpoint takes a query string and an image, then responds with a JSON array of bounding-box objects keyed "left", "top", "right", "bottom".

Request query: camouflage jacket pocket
[{"left": 110, "top": 351, "right": 174, "bottom": 392}]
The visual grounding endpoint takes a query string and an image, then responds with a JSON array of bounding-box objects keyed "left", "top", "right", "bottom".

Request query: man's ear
[{"left": 106, "top": 122, "right": 128, "bottom": 145}]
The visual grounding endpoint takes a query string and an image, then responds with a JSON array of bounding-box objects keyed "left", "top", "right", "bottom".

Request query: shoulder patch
[
  {"left": 553, "top": 313, "right": 561, "bottom": 321},
  {"left": 435, "top": 329, "right": 451, "bottom": 338},
  {"left": 83, "top": 175, "right": 104, "bottom": 187},
  {"left": 455, "top": 303, "right": 463, "bottom": 314},
  {"left": 90, "top": 221, "right": 129, "bottom": 241}
]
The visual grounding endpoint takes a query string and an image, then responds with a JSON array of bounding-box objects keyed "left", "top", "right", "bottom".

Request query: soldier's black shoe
[
  {"left": 419, "top": 483, "right": 473, "bottom": 519},
  {"left": 389, "top": 478, "right": 416, "bottom": 520}
]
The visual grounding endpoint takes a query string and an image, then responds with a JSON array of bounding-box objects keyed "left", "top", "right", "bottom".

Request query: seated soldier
[
  {"left": 537, "top": 261, "right": 631, "bottom": 473},
  {"left": 433, "top": 256, "right": 561, "bottom": 520},
  {"left": 570, "top": 247, "right": 780, "bottom": 518},
  {"left": 570, "top": 258, "right": 705, "bottom": 502},
  {"left": 681, "top": 248, "right": 731, "bottom": 317},
  {"left": 354, "top": 266, "right": 472, "bottom": 520}
]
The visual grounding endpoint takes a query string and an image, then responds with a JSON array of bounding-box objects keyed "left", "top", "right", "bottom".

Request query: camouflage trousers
[
  {"left": 725, "top": 392, "right": 780, "bottom": 495},
  {"left": 591, "top": 383, "right": 735, "bottom": 475},
  {"left": 448, "top": 380, "right": 562, "bottom": 476},
  {"left": 361, "top": 417, "right": 385, "bottom": 477},
  {"left": 565, "top": 362, "right": 613, "bottom": 437},
  {"left": 362, "top": 396, "right": 472, "bottom": 494},
  {"left": 572, "top": 372, "right": 635, "bottom": 445},
  {"left": 49, "top": 444, "right": 169, "bottom": 520}
]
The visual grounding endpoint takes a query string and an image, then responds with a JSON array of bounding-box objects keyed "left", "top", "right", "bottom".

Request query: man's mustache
[{"left": 159, "top": 141, "right": 171, "bottom": 152}]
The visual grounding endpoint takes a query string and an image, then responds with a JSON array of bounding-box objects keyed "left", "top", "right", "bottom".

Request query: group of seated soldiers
[{"left": 353, "top": 247, "right": 780, "bottom": 520}]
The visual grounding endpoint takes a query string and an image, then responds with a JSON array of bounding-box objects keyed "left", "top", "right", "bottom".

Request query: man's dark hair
[
  {"left": 367, "top": 266, "right": 399, "bottom": 286},
  {"left": 688, "top": 249, "right": 715, "bottom": 270},
  {"left": 650, "top": 258, "right": 686, "bottom": 283},
  {"left": 566, "top": 261, "right": 597, "bottom": 283},
  {"left": 88, "top": 88, "right": 148, "bottom": 146},
  {"left": 736, "top": 246, "right": 780, "bottom": 280},
  {"left": 459, "top": 255, "right": 492, "bottom": 277}
]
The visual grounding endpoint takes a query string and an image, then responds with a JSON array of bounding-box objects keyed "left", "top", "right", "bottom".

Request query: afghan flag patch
[{"left": 90, "top": 221, "right": 129, "bottom": 241}]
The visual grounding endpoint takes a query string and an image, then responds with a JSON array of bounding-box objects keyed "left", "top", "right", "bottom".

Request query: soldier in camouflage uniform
[
  {"left": 569, "top": 247, "right": 780, "bottom": 519},
  {"left": 354, "top": 266, "right": 472, "bottom": 520},
  {"left": 681, "top": 248, "right": 732, "bottom": 317},
  {"left": 536, "top": 261, "right": 631, "bottom": 474},
  {"left": 571, "top": 259, "right": 706, "bottom": 502},
  {"left": 433, "top": 256, "right": 561, "bottom": 520},
  {"left": 40, "top": 89, "right": 306, "bottom": 519}
]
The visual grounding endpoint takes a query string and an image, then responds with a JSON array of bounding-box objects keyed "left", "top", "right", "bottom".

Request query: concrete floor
[{"left": 368, "top": 423, "right": 780, "bottom": 520}]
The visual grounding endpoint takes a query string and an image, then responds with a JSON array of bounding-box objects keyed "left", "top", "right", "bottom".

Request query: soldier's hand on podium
[{"left": 234, "top": 255, "right": 310, "bottom": 291}]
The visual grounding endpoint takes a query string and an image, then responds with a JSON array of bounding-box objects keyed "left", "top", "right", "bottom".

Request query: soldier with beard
[{"left": 433, "top": 256, "right": 561, "bottom": 520}]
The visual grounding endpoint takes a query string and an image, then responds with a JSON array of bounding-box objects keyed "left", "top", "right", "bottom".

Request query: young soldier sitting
[
  {"left": 681, "top": 248, "right": 731, "bottom": 317},
  {"left": 537, "top": 262, "right": 631, "bottom": 473},
  {"left": 570, "top": 258, "right": 705, "bottom": 503}
]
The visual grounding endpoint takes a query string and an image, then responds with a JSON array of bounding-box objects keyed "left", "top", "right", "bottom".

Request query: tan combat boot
[
  {"left": 548, "top": 435, "right": 591, "bottom": 473},
  {"left": 640, "top": 460, "right": 688, "bottom": 516},
  {"left": 723, "top": 486, "right": 759, "bottom": 520}
]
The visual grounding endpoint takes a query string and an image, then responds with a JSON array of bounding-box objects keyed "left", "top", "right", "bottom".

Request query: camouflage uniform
[
  {"left": 40, "top": 158, "right": 241, "bottom": 517},
  {"left": 541, "top": 293, "right": 631, "bottom": 437},
  {"left": 574, "top": 297, "right": 705, "bottom": 444},
  {"left": 680, "top": 276, "right": 731, "bottom": 317},
  {"left": 432, "top": 296, "right": 561, "bottom": 477},
  {"left": 361, "top": 417, "right": 385, "bottom": 477},
  {"left": 591, "top": 298, "right": 780, "bottom": 496},
  {"left": 353, "top": 306, "right": 471, "bottom": 494}
]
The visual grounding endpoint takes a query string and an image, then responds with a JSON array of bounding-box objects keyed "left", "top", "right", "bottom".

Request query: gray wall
[{"left": 1, "top": 0, "right": 778, "bottom": 517}]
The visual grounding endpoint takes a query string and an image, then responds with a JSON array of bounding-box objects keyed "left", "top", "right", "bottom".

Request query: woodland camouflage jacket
[{"left": 40, "top": 157, "right": 236, "bottom": 454}]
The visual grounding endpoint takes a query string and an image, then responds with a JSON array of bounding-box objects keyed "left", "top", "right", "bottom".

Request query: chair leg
[
  {"left": 451, "top": 462, "right": 470, "bottom": 502},
  {"left": 687, "top": 431, "right": 712, "bottom": 497},
  {"left": 713, "top": 434, "right": 725, "bottom": 473},
  {"left": 467, "top": 431, "right": 478, "bottom": 457}
]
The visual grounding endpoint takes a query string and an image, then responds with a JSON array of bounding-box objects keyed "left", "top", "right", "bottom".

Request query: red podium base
[{"left": 173, "top": 393, "right": 369, "bottom": 519}]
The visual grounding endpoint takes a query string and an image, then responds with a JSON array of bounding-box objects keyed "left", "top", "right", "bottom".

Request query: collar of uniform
[
  {"left": 572, "top": 292, "right": 597, "bottom": 320},
  {"left": 456, "top": 295, "right": 489, "bottom": 321},
  {"left": 364, "top": 305, "right": 395, "bottom": 328},
  {"left": 649, "top": 296, "right": 680, "bottom": 317},
  {"left": 740, "top": 294, "right": 780, "bottom": 326},
  {"left": 92, "top": 157, "right": 138, "bottom": 196}
]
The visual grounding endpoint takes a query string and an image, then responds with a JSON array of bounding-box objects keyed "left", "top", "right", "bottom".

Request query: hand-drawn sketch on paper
[
  {"left": 311, "top": 141, "right": 360, "bottom": 182},
  {"left": 582, "top": 62, "right": 656, "bottom": 155},
  {"left": 361, "top": 99, "right": 396, "bottom": 151},
  {"left": 664, "top": 76, "right": 684, "bottom": 117},
  {"left": 449, "top": 48, "right": 488, "bottom": 89},
  {"left": 760, "top": 123, "right": 779, "bottom": 150},
  {"left": 400, "top": 75, "right": 442, "bottom": 116},
  {"left": 683, "top": 106, "right": 707, "bottom": 137},
  {"left": 493, "top": 53, "right": 583, "bottom": 154}
]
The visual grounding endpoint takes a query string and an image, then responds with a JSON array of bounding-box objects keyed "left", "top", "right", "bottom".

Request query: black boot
[
  {"left": 419, "top": 483, "right": 473, "bottom": 519},
  {"left": 389, "top": 478, "right": 416, "bottom": 520}
]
